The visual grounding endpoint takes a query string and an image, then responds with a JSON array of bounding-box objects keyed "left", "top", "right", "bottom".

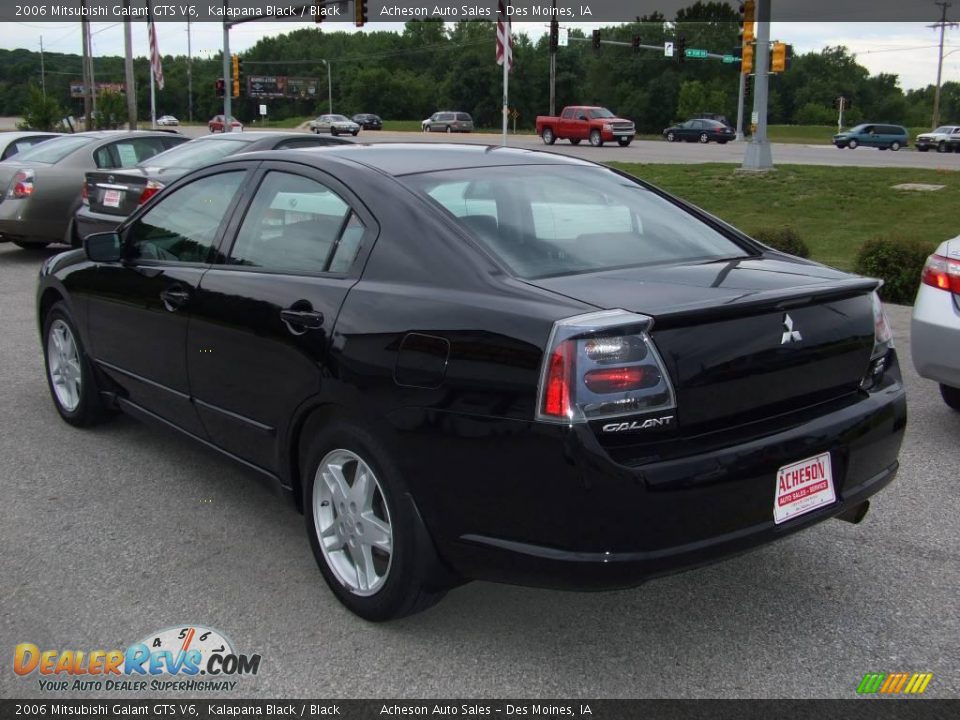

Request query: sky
[{"left": 1, "top": 21, "right": 958, "bottom": 92}]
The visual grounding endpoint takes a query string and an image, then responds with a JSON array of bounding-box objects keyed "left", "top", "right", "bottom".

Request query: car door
[
  {"left": 186, "top": 162, "right": 377, "bottom": 472},
  {"left": 860, "top": 125, "right": 876, "bottom": 147},
  {"left": 682, "top": 120, "right": 699, "bottom": 141},
  {"left": 84, "top": 166, "right": 250, "bottom": 436}
]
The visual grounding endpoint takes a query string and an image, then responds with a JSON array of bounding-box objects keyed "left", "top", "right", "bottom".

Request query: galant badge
[{"left": 781, "top": 313, "right": 802, "bottom": 344}]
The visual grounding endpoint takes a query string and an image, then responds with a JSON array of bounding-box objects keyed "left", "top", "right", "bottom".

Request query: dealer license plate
[
  {"left": 103, "top": 189, "right": 122, "bottom": 208},
  {"left": 773, "top": 452, "right": 836, "bottom": 525}
]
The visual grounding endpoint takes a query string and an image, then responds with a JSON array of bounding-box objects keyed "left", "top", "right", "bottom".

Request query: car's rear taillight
[
  {"left": 7, "top": 169, "right": 35, "bottom": 199},
  {"left": 921, "top": 253, "right": 960, "bottom": 294},
  {"left": 80, "top": 182, "right": 89, "bottom": 205},
  {"left": 862, "top": 292, "right": 895, "bottom": 390},
  {"left": 138, "top": 180, "right": 164, "bottom": 205},
  {"left": 536, "top": 310, "right": 676, "bottom": 423}
]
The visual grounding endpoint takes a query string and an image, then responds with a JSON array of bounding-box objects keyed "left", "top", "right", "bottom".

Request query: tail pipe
[{"left": 836, "top": 500, "right": 870, "bottom": 525}]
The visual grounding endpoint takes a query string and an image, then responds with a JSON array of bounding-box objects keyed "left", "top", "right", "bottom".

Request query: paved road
[
  {"left": 186, "top": 124, "right": 960, "bottom": 169},
  {"left": 0, "top": 243, "right": 957, "bottom": 700}
]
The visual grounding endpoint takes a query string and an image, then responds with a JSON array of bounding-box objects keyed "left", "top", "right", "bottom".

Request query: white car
[
  {"left": 912, "top": 236, "right": 960, "bottom": 409},
  {"left": 156, "top": 115, "right": 179, "bottom": 127},
  {"left": 308, "top": 114, "right": 360, "bottom": 137},
  {"left": 915, "top": 125, "right": 960, "bottom": 153}
]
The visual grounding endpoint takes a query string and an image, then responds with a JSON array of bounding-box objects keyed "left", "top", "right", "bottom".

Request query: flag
[
  {"left": 496, "top": 0, "right": 513, "bottom": 71},
  {"left": 148, "top": 7, "right": 164, "bottom": 90}
]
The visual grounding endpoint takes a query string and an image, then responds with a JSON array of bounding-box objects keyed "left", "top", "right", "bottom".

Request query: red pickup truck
[{"left": 535, "top": 106, "right": 636, "bottom": 147}]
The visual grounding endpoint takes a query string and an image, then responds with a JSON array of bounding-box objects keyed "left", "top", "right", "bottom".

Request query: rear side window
[
  {"left": 13, "top": 135, "right": 93, "bottom": 164},
  {"left": 561, "top": 108, "right": 575, "bottom": 119},
  {"left": 403, "top": 165, "right": 749, "bottom": 279},
  {"left": 1, "top": 136, "right": 55, "bottom": 161},
  {"left": 228, "top": 171, "right": 362, "bottom": 274},
  {"left": 456, "top": 113, "right": 472, "bottom": 121}
]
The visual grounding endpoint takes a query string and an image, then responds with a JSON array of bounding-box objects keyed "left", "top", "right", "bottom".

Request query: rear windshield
[
  {"left": 140, "top": 137, "right": 250, "bottom": 170},
  {"left": 402, "top": 165, "right": 749, "bottom": 279},
  {"left": 13, "top": 135, "right": 94, "bottom": 164}
]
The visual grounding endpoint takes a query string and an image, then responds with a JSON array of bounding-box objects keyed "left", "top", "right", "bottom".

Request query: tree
[
  {"left": 94, "top": 90, "right": 126, "bottom": 129},
  {"left": 18, "top": 85, "right": 62, "bottom": 131}
]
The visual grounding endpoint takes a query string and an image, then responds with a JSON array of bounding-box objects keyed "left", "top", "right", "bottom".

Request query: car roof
[
  {"left": 0, "top": 131, "right": 61, "bottom": 140},
  {"left": 198, "top": 131, "right": 312, "bottom": 142},
  {"left": 228, "top": 142, "right": 596, "bottom": 176}
]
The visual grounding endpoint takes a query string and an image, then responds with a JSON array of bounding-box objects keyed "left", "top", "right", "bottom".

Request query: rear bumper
[
  {"left": 0, "top": 201, "right": 66, "bottom": 244},
  {"left": 74, "top": 205, "right": 125, "bottom": 242},
  {"left": 398, "top": 365, "right": 906, "bottom": 591},
  {"left": 912, "top": 284, "right": 960, "bottom": 388}
]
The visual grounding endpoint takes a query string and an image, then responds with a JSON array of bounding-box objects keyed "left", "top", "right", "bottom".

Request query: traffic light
[
  {"left": 676, "top": 35, "right": 686, "bottom": 63},
  {"left": 771, "top": 42, "right": 793, "bottom": 72},
  {"left": 231, "top": 54, "right": 242, "bottom": 97},
  {"left": 741, "top": 43, "right": 754, "bottom": 74},
  {"left": 549, "top": 19, "right": 559, "bottom": 53},
  {"left": 592, "top": 29, "right": 600, "bottom": 51},
  {"left": 739, "top": 1, "right": 755, "bottom": 46},
  {"left": 313, "top": 1, "right": 324, "bottom": 23},
  {"left": 215, "top": 78, "right": 225, "bottom": 98},
  {"left": 355, "top": 0, "right": 367, "bottom": 27},
  {"left": 632, "top": 35, "right": 641, "bottom": 54}
]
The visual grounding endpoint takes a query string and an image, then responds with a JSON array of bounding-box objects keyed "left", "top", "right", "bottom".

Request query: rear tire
[
  {"left": 42, "top": 302, "right": 108, "bottom": 427},
  {"left": 941, "top": 384, "right": 960, "bottom": 411},
  {"left": 890, "top": 141, "right": 901, "bottom": 151},
  {"left": 589, "top": 129, "right": 603, "bottom": 147},
  {"left": 302, "top": 420, "right": 450, "bottom": 620},
  {"left": 541, "top": 127, "right": 556, "bottom": 145}
]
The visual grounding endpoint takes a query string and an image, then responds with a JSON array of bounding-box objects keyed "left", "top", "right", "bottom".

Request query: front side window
[
  {"left": 228, "top": 171, "right": 362, "bottom": 274},
  {"left": 403, "top": 165, "right": 750, "bottom": 279},
  {"left": 588, "top": 108, "right": 615, "bottom": 119},
  {"left": 127, "top": 171, "right": 245, "bottom": 263}
]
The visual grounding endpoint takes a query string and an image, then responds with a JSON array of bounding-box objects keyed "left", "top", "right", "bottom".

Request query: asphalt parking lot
[{"left": 0, "top": 242, "right": 957, "bottom": 699}]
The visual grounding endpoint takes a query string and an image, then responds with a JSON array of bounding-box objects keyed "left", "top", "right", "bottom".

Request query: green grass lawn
[{"left": 609, "top": 162, "right": 960, "bottom": 270}]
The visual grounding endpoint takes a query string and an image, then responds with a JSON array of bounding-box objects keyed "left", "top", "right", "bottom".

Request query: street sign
[
  {"left": 664, "top": 41, "right": 674, "bottom": 57},
  {"left": 751, "top": 111, "right": 759, "bottom": 124},
  {"left": 558, "top": 28, "right": 568, "bottom": 47},
  {"left": 259, "top": 104, "right": 267, "bottom": 117},
  {"left": 722, "top": 54, "right": 738, "bottom": 64},
  {"left": 509, "top": 108, "right": 520, "bottom": 120},
  {"left": 685, "top": 48, "right": 708, "bottom": 59}
]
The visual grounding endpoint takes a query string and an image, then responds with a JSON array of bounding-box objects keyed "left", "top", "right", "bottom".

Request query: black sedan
[
  {"left": 663, "top": 119, "right": 736, "bottom": 144},
  {"left": 74, "top": 131, "right": 351, "bottom": 245},
  {"left": 37, "top": 144, "right": 905, "bottom": 620},
  {"left": 352, "top": 113, "right": 383, "bottom": 130}
]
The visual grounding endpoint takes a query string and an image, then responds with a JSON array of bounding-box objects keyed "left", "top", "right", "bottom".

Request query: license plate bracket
[{"left": 773, "top": 452, "right": 836, "bottom": 525}]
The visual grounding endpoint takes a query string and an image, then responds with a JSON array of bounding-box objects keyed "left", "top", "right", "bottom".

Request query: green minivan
[{"left": 833, "top": 123, "right": 909, "bottom": 151}]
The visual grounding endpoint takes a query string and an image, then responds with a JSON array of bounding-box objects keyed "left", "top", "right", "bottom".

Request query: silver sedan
[
  {"left": 308, "top": 114, "right": 360, "bottom": 137},
  {"left": 912, "top": 236, "right": 960, "bottom": 409}
]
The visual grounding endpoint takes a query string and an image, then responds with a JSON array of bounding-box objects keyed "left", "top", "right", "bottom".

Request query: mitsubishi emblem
[{"left": 781, "top": 314, "right": 802, "bottom": 344}]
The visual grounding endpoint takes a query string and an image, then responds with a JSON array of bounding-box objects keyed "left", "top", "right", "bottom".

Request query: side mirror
[{"left": 84, "top": 231, "right": 123, "bottom": 263}]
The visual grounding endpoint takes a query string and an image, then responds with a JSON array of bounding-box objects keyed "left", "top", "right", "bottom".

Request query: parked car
[
  {"left": 912, "top": 237, "right": 960, "bottom": 409},
  {"left": 208, "top": 115, "right": 243, "bottom": 133},
  {"left": 309, "top": 114, "right": 360, "bottom": 136},
  {"left": 352, "top": 113, "right": 383, "bottom": 130},
  {"left": 0, "top": 131, "right": 188, "bottom": 249},
  {"left": 663, "top": 119, "right": 736, "bottom": 144},
  {"left": 156, "top": 115, "right": 180, "bottom": 127},
  {"left": 38, "top": 144, "right": 905, "bottom": 620},
  {"left": 536, "top": 106, "right": 636, "bottom": 147},
  {"left": 74, "top": 131, "right": 352, "bottom": 244},
  {"left": 693, "top": 113, "right": 733, "bottom": 128},
  {"left": 915, "top": 125, "right": 960, "bottom": 153},
  {"left": 422, "top": 112, "right": 474, "bottom": 133},
  {"left": 0, "top": 131, "right": 60, "bottom": 161},
  {"left": 833, "top": 124, "right": 909, "bottom": 151}
]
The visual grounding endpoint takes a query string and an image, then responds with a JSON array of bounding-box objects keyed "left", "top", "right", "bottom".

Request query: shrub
[
  {"left": 854, "top": 236, "right": 936, "bottom": 305},
  {"left": 17, "top": 86, "right": 63, "bottom": 132},
  {"left": 753, "top": 227, "right": 810, "bottom": 258}
]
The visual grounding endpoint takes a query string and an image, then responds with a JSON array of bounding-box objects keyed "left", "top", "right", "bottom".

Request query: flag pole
[
  {"left": 502, "top": 47, "right": 508, "bottom": 147},
  {"left": 150, "top": 63, "right": 156, "bottom": 128}
]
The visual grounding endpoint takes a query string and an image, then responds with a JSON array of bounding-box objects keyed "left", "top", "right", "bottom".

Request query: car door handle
[
  {"left": 280, "top": 308, "right": 324, "bottom": 333},
  {"left": 159, "top": 286, "right": 190, "bottom": 312}
]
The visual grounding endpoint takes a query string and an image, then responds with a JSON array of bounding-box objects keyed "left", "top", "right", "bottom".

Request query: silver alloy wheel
[
  {"left": 699, "top": 133, "right": 709, "bottom": 143},
  {"left": 542, "top": 128, "right": 554, "bottom": 144},
  {"left": 313, "top": 449, "right": 393, "bottom": 596},
  {"left": 666, "top": 132, "right": 675, "bottom": 142},
  {"left": 47, "top": 319, "right": 82, "bottom": 412}
]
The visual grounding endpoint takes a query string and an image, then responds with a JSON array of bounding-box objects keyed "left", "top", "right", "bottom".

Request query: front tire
[
  {"left": 42, "top": 303, "right": 108, "bottom": 427},
  {"left": 541, "top": 127, "right": 556, "bottom": 145},
  {"left": 666, "top": 132, "right": 676, "bottom": 142},
  {"left": 848, "top": 139, "right": 858, "bottom": 149},
  {"left": 941, "top": 384, "right": 960, "bottom": 411},
  {"left": 937, "top": 141, "right": 947, "bottom": 153},
  {"left": 589, "top": 129, "right": 603, "bottom": 147},
  {"left": 446, "top": 125, "right": 452, "bottom": 133},
  {"left": 303, "top": 421, "right": 448, "bottom": 620}
]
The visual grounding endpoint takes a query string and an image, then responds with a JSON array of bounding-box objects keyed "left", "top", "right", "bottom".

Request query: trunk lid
[
  {"left": 85, "top": 168, "right": 150, "bottom": 217},
  {"left": 526, "top": 258, "right": 878, "bottom": 436}
]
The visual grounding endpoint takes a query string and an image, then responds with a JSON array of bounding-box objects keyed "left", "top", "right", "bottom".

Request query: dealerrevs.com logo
[{"left": 13, "top": 625, "right": 261, "bottom": 693}]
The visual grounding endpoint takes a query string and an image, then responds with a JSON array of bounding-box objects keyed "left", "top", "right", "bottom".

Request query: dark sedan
[
  {"left": 37, "top": 144, "right": 905, "bottom": 620},
  {"left": 74, "top": 131, "right": 351, "bottom": 245},
  {"left": 663, "top": 119, "right": 736, "bottom": 144},
  {"left": 0, "top": 131, "right": 187, "bottom": 249},
  {"left": 352, "top": 113, "right": 383, "bottom": 130}
]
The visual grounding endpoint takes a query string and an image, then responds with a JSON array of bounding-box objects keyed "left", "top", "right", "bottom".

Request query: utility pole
[
  {"left": 549, "top": 0, "right": 557, "bottom": 116},
  {"left": 187, "top": 20, "right": 193, "bottom": 122},
  {"left": 931, "top": 2, "right": 957, "bottom": 129},
  {"left": 222, "top": 2, "right": 232, "bottom": 132},
  {"left": 39, "top": 35, "right": 46, "bottom": 98},
  {"left": 123, "top": 0, "right": 136, "bottom": 130},
  {"left": 742, "top": 0, "right": 772, "bottom": 170},
  {"left": 735, "top": 71, "right": 746, "bottom": 141},
  {"left": 81, "top": 0, "right": 91, "bottom": 129}
]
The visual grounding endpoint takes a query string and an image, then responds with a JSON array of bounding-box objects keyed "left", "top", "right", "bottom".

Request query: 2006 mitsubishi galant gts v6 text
[{"left": 36, "top": 144, "right": 906, "bottom": 620}]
